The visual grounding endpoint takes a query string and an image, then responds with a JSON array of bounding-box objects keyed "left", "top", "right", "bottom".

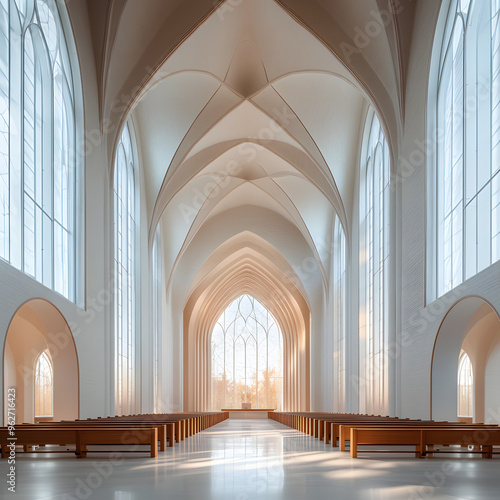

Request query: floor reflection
[{"left": 210, "top": 420, "right": 284, "bottom": 499}]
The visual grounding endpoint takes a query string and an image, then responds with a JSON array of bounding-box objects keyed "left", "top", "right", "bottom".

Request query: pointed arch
[
  {"left": 211, "top": 294, "right": 284, "bottom": 410},
  {"left": 34, "top": 348, "right": 53, "bottom": 418},
  {"left": 458, "top": 350, "right": 473, "bottom": 418},
  {"left": 183, "top": 233, "right": 310, "bottom": 412}
]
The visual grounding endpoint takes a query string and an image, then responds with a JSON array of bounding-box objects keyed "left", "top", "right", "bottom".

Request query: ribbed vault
[
  {"left": 81, "top": 0, "right": 417, "bottom": 412},
  {"left": 183, "top": 234, "right": 310, "bottom": 411}
]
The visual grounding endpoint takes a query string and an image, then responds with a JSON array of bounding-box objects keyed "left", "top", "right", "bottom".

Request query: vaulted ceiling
[{"left": 84, "top": 0, "right": 416, "bottom": 305}]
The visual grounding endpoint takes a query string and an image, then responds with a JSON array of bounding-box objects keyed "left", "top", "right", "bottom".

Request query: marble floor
[{"left": 1, "top": 419, "right": 500, "bottom": 500}]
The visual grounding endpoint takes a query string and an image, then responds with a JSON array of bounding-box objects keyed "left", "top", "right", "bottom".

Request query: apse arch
[
  {"left": 210, "top": 293, "right": 284, "bottom": 411},
  {"left": 431, "top": 296, "right": 500, "bottom": 422},
  {"left": 2, "top": 299, "right": 79, "bottom": 424},
  {"left": 183, "top": 235, "right": 310, "bottom": 412}
]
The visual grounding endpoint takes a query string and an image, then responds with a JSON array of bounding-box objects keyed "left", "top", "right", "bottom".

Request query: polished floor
[{"left": 1, "top": 419, "right": 500, "bottom": 500}]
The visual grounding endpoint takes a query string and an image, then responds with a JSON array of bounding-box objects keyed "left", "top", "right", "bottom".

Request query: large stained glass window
[{"left": 211, "top": 295, "right": 283, "bottom": 410}]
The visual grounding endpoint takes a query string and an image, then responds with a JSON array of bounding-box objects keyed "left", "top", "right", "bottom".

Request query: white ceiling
[{"left": 84, "top": 0, "right": 416, "bottom": 303}]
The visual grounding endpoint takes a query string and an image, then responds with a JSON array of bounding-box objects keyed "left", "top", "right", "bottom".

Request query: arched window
[
  {"left": 0, "top": 0, "right": 79, "bottom": 302},
  {"left": 458, "top": 351, "right": 474, "bottom": 417},
  {"left": 152, "top": 228, "right": 162, "bottom": 413},
  {"left": 361, "top": 111, "right": 391, "bottom": 415},
  {"left": 34, "top": 349, "right": 53, "bottom": 418},
  {"left": 114, "top": 122, "right": 137, "bottom": 415},
  {"left": 333, "top": 218, "right": 347, "bottom": 412},
  {"left": 432, "top": 0, "right": 500, "bottom": 298},
  {"left": 211, "top": 294, "right": 283, "bottom": 410}
]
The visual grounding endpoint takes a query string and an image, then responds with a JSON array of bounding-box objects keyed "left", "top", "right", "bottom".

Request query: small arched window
[
  {"left": 34, "top": 349, "right": 53, "bottom": 418},
  {"left": 458, "top": 351, "right": 474, "bottom": 417}
]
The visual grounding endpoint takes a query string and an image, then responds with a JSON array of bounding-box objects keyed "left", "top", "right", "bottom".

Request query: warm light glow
[
  {"left": 114, "top": 122, "right": 137, "bottom": 415},
  {"left": 35, "top": 349, "right": 53, "bottom": 417},
  {"left": 362, "top": 111, "right": 390, "bottom": 415},
  {"left": 211, "top": 294, "right": 283, "bottom": 410},
  {"left": 458, "top": 350, "right": 473, "bottom": 418}
]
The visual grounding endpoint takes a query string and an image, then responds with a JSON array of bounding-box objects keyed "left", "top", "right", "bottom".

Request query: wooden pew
[
  {"left": 0, "top": 427, "right": 158, "bottom": 458},
  {"left": 270, "top": 412, "right": 403, "bottom": 446},
  {"left": 270, "top": 411, "right": 500, "bottom": 461},
  {"left": 89, "top": 411, "right": 228, "bottom": 446},
  {"left": 349, "top": 426, "right": 500, "bottom": 458},
  {"left": 1, "top": 411, "right": 229, "bottom": 459},
  {"left": 16, "top": 421, "right": 169, "bottom": 451},
  {"left": 338, "top": 421, "right": 500, "bottom": 452}
]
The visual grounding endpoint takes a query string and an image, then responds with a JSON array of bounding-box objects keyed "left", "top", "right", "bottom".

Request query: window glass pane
[
  {"left": 114, "top": 123, "right": 137, "bottom": 416},
  {"left": 211, "top": 294, "right": 283, "bottom": 411},
  {"left": 362, "top": 112, "right": 390, "bottom": 415},
  {"left": 152, "top": 229, "right": 162, "bottom": 413},
  {"left": 493, "top": 172, "right": 500, "bottom": 261},
  {"left": 0, "top": 0, "right": 8, "bottom": 261},
  {"left": 434, "top": 0, "right": 500, "bottom": 297},
  {"left": 458, "top": 352, "right": 473, "bottom": 418},
  {"left": 0, "top": 0, "right": 77, "bottom": 301},
  {"left": 477, "top": 185, "right": 492, "bottom": 271},
  {"left": 333, "top": 219, "right": 346, "bottom": 412},
  {"left": 35, "top": 349, "right": 53, "bottom": 417}
]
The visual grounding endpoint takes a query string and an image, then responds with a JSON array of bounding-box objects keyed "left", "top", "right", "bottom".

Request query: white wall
[
  {"left": 399, "top": 0, "right": 500, "bottom": 419},
  {"left": 0, "top": 0, "right": 111, "bottom": 423},
  {"left": 485, "top": 343, "right": 500, "bottom": 423}
]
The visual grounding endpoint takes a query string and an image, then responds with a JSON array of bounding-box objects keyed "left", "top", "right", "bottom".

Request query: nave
[{"left": 2, "top": 419, "right": 499, "bottom": 500}]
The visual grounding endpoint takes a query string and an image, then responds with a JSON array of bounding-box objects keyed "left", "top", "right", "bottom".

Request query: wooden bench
[
  {"left": 338, "top": 421, "right": 500, "bottom": 452},
  {"left": 0, "top": 427, "right": 158, "bottom": 458},
  {"left": 17, "top": 421, "right": 170, "bottom": 451},
  {"left": 89, "top": 411, "right": 228, "bottom": 446},
  {"left": 270, "top": 411, "right": 500, "bottom": 461},
  {"left": 349, "top": 426, "right": 500, "bottom": 458},
  {"left": 270, "top": 412, "right": 404, "bottom": 446}
]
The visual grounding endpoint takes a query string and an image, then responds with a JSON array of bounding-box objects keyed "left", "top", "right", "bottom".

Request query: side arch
[
  {"left": 431, "top": 296, "right": 500, "bottom": 421},
  {"left": 2, "top": 298, "right": 79, "bottom": 424}
]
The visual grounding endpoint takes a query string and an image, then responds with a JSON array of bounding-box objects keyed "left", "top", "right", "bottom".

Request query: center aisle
[{"left": 5, "top": 418, "right": 499, "bottom": 500}]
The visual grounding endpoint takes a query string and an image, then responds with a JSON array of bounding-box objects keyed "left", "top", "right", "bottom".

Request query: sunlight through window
[
  {"left": 35, "top": 349, "right": 53, "bottom": 418},
  {"left": 211, "top": 295, "right": 283, "bottom": 410}
]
